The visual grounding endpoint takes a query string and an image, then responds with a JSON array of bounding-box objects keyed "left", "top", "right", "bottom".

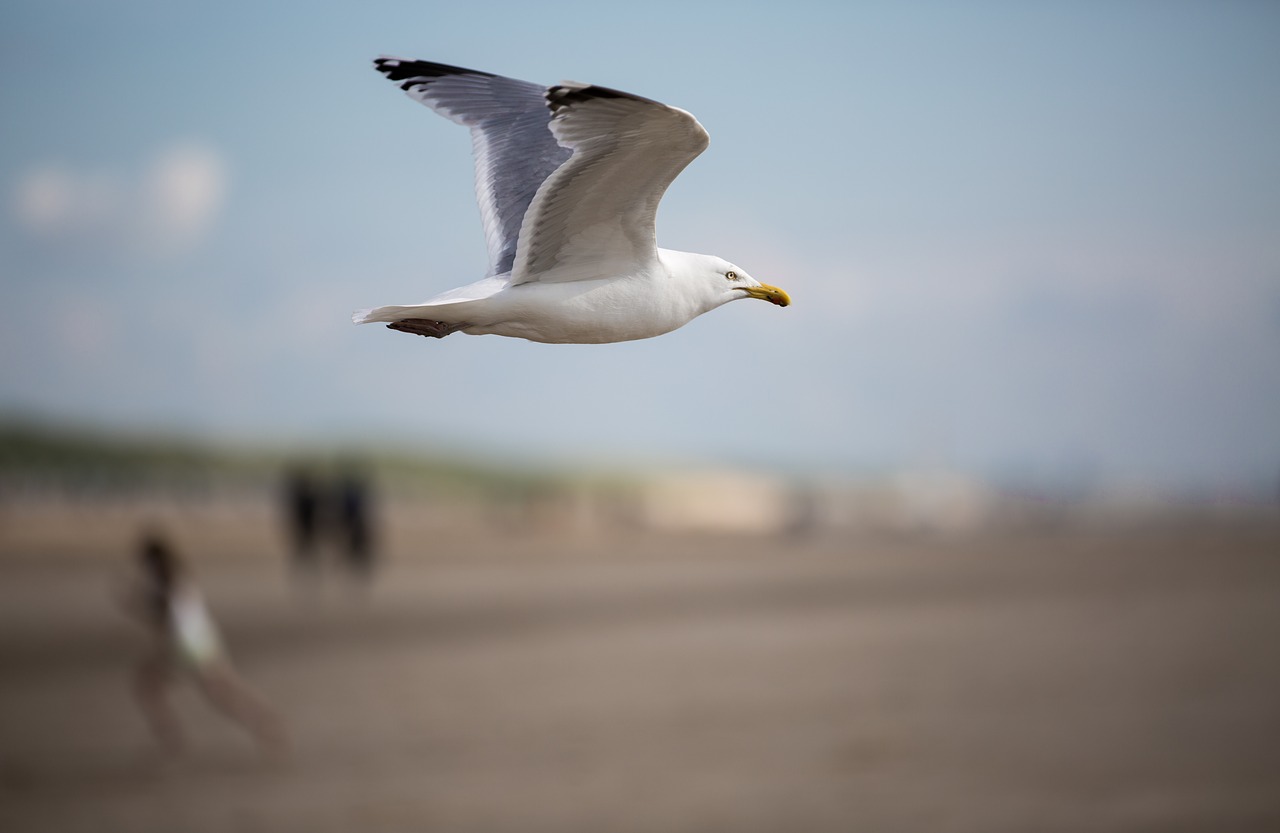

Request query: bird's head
[{"left": 676, "top": 252, "right": 790, "bottom": 311}]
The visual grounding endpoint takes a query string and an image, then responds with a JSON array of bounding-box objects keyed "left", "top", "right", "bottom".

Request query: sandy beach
[{"left": 2, "top": 521, "right": 1279, "bottom": 832}]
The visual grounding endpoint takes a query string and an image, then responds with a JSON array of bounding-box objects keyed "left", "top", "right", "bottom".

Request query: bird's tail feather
[{"left": 352, "top": 305, "right": 420, "bottom": 324}]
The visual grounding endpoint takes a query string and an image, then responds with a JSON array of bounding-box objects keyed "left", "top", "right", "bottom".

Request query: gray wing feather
[{"left": 374, "top": 57, "right": 571, "bottom": 277}]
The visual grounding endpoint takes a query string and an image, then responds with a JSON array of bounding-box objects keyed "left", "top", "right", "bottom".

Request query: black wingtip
[
  {"left": 545, "top": 82, "right": 661, "bottom": 114},
  {"left": 373, "top": 57, "right": 496, "bottom": 91}
]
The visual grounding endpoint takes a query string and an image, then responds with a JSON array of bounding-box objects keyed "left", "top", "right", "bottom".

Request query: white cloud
[
  {"left": 143, "top": 145, "right": 227, "bottom": 252},
  {"left": 11, "top": 142, "right": 228, "bottom": 260},
  {"left": 13, "top": 166, "right": 125, "bottom": 237}
]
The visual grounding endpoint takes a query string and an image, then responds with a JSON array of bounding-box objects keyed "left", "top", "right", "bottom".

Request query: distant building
[{"left": 634, "top": 469, "right": 792, "bottom": 535}]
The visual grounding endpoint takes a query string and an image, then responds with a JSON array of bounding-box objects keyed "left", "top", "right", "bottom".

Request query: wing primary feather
[
  {"left": 373, "top": 57, "right": 496, "bottom": 91},
  {"left": 545, "top": 82, "right": 665, "bottom": 113}
]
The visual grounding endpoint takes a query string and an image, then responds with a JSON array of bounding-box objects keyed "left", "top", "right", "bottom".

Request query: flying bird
[{"left": 353, "top": 58, "right": 790, "bottom": 344}]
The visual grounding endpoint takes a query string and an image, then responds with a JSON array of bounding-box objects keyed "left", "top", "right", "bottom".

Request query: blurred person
[
  {"left": 121, "top": 533, "right": 287, "bottom": 757},
  {"left": 333, "top": 463, "right": 377, "bottom": 580},
  {"left": 283, "top": 465, "right": 324, "bottom": 575}
]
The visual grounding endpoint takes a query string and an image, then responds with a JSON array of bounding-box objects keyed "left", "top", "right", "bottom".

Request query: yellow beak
[{"left": 742, "top": 283, "right": 791, "bottom": 307}]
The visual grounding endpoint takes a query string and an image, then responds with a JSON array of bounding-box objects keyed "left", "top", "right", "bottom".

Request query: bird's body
[
  {"left": 366, "top": 249, "right": 745, "bottom": 344},
  {"left": 354, "top": 58, "right": 789, "bottom": 344}
]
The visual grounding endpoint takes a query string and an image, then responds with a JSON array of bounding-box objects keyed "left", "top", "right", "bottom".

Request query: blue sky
[{"left": 2, "top": 1, "right": 1278, "bottom": 493}]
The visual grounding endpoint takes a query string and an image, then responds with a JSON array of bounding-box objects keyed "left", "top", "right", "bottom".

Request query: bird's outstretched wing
[
  {"left": 509, "top": 82, "right": 710, "bottom": 285},
  {"left": 374, "top": 57, "right": 572, "bottom": 277}
]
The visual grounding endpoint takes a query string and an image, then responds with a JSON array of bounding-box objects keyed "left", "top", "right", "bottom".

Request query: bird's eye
[{"left": 725, "top": 271, "right": 737, "bottom": 280}]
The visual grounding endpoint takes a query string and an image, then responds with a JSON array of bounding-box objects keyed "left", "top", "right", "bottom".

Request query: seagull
[{"left": 353, "top": 58, "right": 790, "bottom": 344}]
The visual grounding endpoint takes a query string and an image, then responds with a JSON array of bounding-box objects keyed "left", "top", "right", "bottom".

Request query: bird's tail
[{"left": 352, "top": 305, "right": 420, "bottom": 325}]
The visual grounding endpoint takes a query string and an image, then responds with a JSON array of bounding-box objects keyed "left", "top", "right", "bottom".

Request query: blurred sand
[{"left": 2, "top": 523, "right": 1279, "bottom": 832}]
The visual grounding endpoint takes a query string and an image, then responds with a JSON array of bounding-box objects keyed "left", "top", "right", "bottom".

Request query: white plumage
[{"left": 354, "top": 58, "right": 790, "bottom": 344}]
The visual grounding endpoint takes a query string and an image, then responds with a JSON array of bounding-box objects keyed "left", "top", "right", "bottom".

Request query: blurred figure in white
[{"left": 122, "top": 533, "right": 287, "bottom": 757}]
